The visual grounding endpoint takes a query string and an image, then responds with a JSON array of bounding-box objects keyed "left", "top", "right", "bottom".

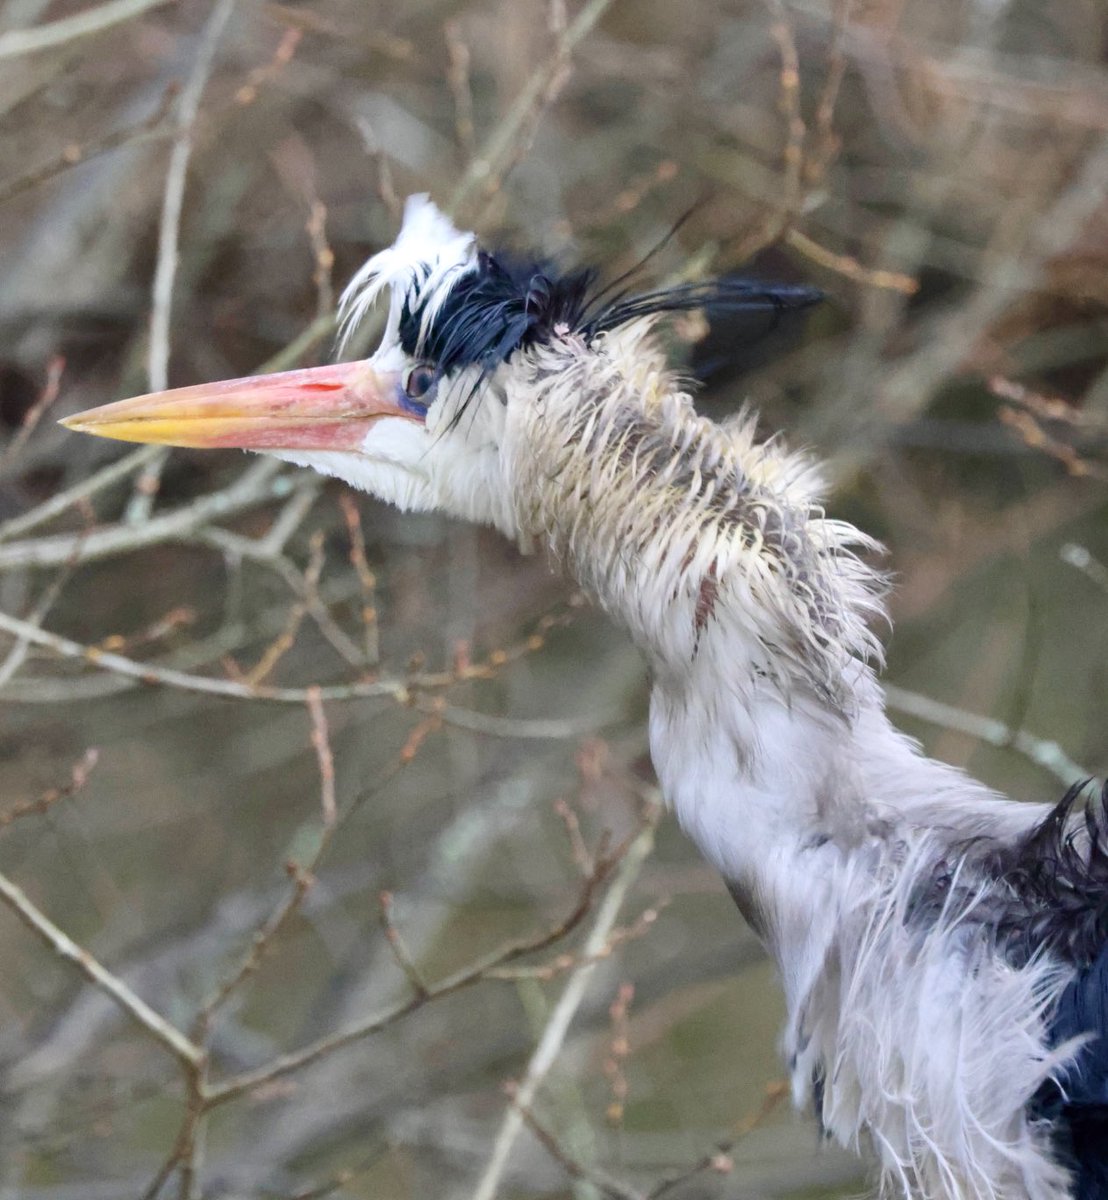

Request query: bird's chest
[
  {"left": 646, "top": 681, "right": 864, "bottom": 1008},
  {"left": 646, "top": 685, "right": 832, "bottom": 921}
]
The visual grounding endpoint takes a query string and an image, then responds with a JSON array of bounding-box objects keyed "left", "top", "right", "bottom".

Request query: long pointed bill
[{"left": 60, "top": 361, "right": 415, "bottom": 451}]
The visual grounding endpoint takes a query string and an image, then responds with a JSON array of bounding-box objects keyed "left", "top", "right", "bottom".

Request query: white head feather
[{"left": 337, "top": 195, "right": 478, "bottom": 356}]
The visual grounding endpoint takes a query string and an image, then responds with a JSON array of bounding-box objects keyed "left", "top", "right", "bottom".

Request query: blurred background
[{"left": 0, "top": 0, "right": 1105, "bottom": 1196}]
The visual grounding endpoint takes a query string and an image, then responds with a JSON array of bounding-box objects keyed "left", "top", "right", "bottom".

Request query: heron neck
[
  {"left": 504, "top": 338, "right": 884, "bottom": 702},
  {"left": 502, "top": 346, "right": 1027, "bottom": 930}
]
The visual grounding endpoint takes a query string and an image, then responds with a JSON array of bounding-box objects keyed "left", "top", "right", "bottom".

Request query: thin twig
[
  {"left": 195, "top": 691, "right": 338, "bottom": 1036},
  {"left": 0, "top": 749, "right": 99, "bottom": 830},
  {"left": 884, "top": 684, "right": 1091, "bottom": 786},
  {"left": 989, "top": 377, "right": 1091, "bottom": 425},
  {"left": 645, "top": 1082, "right": 788, "bottom": 1199},
  {"left": 261, "top": 485, "right": 322, "bottom": 556},
  {"left": 141, "top": 1121, "right": 195, "bottom": 1200},
  {"left": 0, "top": 458, "right": 293, "bottom": 572},
  {"left": 0, "top": 588, "right": 580, "bottom": 706},
  {"left": 0, "top": 563, "right": 77, "bottom": 688},
  {"left": 448, "top": 0, "right": 618, "bottom": 217},
  {"left": 0, "top": 0, "right": 173, "bottom": 59},
  {"left": 355, "top": 118, "right": 402, "bottom": 222},
  {"left": 785, "top": 227, "right": 919, "bottom": 294},
  {"left": 0, "top": 356, "right": 65, "bottom": 468},
  {"left": 0, "top": 870, "right": 203, "bottom": 1068},
  {"left": 179, "top": 1100, "right": 208, "bottom": 1200},
  {"left": 484, "top": 903, "right": 664, "bottom": 981},
  {"left": 2, "top": 311, "right": 330, "bottom": 548},
  {"left": 194, "top": 859, "right": 317, "bottom": 1039},
  {"left": 96, "top": 606, "right": 195, "bottom": 654},
  {"left": 996, "top": 405, "right": 1107, "bottom": 480},
  {"left": 305, "top": 200, "right": 335, "bottom": 320},
  {"left": 727, "top": 0, "right": 808, "bottom": 265},
  {"left": 194, "top": 874, "right": 320, "bottom": 1036},
  {"left": 234, "top": 26, "right": 301, "bottom": 107},
  {"left": 554, "top": 797, "right": 593, "bottom": 876},
  {"left": 147, "top": 0, "right": 238, "bottom": 397},
  {"left": 204, "top": 840, "right": 622, "bottom": 1106},
  {"left": 128, "top": 0, "right": 239, "bottom": 523},
  {"left": 378, "top": 891, "right": 429, "bottom": 998},
  {"left": 0, "top": 578, "right": 353, "bottom": 703},
  {"left": 306, "top": 686, "right": 337, "bottom": 827},
  {"left": 234, "top": 532, "right": 325, "bottom": 685},
  {"left": 215, "top": 543, "right": 366, "bottom": 667},
  {"left": 765, "top": 0, "right": 805, "bottom": 225},
  {"left": 444, "top": 20, "right": 477, "bottom": 159},
  {"left": 806, "top": 0, "right": 851, "bottom": 186},
  {"left": 0, "top": 607, "right": 409, "bottom": 703},
  {"left": 470, "top": 809, "right": 660, "bottom": 1200},
  {"left": 428, "top": 701, "right": 621, "bottom": 740},
  {"left": 0, "top": 87, "right": 177, "bottom": 207},
  {"left": 604, "top": 981, "right": 633, "bottom": 1125},
  {"left": 0, "top": 446, "right": 160, "bottom": 544},
  {"left": 339, "top": 493, "right": 379, "bottom": 664},
  {"left": 513, "top": 1098, "right": 642, "bottom": 1200}
]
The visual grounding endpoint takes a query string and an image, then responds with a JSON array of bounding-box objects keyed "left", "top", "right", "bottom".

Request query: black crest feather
[
  {"left": 398, "top": 251, "right": 595, "bottom": 375},
  {"left": 586, "top": 279, "right": 823, "bottom": 335},
  {"left": 398, "top": 249, "right": 822, "bottom": 379}
]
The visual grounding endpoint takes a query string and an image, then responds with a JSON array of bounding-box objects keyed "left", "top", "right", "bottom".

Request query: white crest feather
[{"left": 337, "top": 195, "right": 477, "bottom": 353}]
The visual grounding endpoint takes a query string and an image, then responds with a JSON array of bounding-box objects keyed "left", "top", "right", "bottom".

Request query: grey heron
[{"left": 63, "top": 196, "right": 1108, "bottom": 1200}]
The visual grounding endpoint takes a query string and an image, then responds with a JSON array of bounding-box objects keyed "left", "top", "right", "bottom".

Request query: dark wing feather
[
  {"left": 991, "top": 781, "right": 1108, "bottom": 968},
  {"left": 986, "top": 781, "right": 1108, "bottom": 1195},
  {"left": 1038, "top": 944, "right": 1108, "bottom": 1199}
]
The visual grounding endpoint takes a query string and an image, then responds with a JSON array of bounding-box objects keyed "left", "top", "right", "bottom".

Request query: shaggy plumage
[
  {"left": 66, "top": 195, "right": 1108, "bottom": 1200},
  {"left": 328, "top": 197, "right": 1108, "bottom": 1199}
]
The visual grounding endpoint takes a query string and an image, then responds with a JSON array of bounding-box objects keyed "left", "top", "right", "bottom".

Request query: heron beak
[{"left": 60, "top": 361, "right": 417, "bottom": 451}]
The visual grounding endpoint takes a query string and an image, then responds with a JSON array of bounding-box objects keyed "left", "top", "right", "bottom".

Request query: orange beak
[{"left": 60, "top": 361, "right": 419, "bottom": 451}]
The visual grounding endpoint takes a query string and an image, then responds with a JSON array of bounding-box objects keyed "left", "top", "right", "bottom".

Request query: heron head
[{"left": 62, "top": 196, "right": 820, "bottom": 538}]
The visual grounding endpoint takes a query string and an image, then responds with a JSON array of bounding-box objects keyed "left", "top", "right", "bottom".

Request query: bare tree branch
[
  {"left": 0, "top": 870, "right": 204, "bottom": 1069},
  {"left": 0, "top": 0, "right": 174, "bottom": 59}
]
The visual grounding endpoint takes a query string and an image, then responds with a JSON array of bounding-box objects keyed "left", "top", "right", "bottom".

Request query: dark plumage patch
[
  {"left": 911, "top": 782, "right": 1108, "bottom": 1192},
  {"left": 1034, "top": 943, "right": 1108, "bottom": 1199},
  {"left": 811, "top": 1067, "right": 829, "bottom": 1138},
  {"left": 909, "top": 782, "right": 1108, "bottom": 970},
  {"left": 988, "top": 781, "right": 1108, "bottom": 969},
  {"left": 397, "top": 249, "right": 822, "bottom": 380},
  {"left": 694, "top": 562, "right": 720, "bottom": 635},
  {"left": 398, "top": 252, "right": 594, "bottom": 376},
  {"left": 990, "top": 782, "right": 1108, "bottom": 1193}
]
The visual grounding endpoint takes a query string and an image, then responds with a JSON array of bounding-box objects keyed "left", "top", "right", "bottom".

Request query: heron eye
[{"left": 404, "top": 365, "right": 436, "bottom": 402}]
